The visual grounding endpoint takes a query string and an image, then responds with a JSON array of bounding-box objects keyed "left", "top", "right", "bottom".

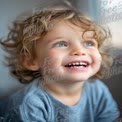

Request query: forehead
[
  {"left": 50, "top": 20, "right": 84, "bottom": 33},
  {"left": 42, "top": 20, "right": 95, "bottom": 41}
]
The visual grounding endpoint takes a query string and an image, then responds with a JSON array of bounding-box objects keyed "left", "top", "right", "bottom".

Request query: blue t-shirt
[{"left": 0, "top": 79, "right": 120, "bottom": 122}]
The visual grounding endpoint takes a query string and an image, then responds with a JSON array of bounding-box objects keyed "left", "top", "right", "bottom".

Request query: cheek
[
  {"left": 47, "top": 51, "right": 58, "bottom": 58},
  {"left": 42, "top": 51, "right": 61, "bottom": 67},
  {"left": 40, "top": 51, "right": 63, "bottom": 76},
  {"left": 47, "top": 51, "right": 59, "bottom": 61},
  {"left": 97, "top": 54, "right": 102, "bottom": 62},
  {"left": 93, "top": 52, "right": 102, "bottom": 64}
]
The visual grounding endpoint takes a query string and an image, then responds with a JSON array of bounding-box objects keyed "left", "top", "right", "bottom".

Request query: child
[{"left": 0, "top": 2, "right": 120, "bottom": 122}]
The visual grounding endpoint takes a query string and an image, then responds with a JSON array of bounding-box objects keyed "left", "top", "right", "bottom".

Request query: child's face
[{"left": 34, "top": 20, "right": 102, "bottom": 84}]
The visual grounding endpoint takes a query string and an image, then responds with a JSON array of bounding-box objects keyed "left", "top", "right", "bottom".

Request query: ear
[{"left": 22, "top": 55, "right": 39, "bottom": 71}]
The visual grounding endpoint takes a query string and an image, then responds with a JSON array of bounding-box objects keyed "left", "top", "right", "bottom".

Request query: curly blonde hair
[{"left": 0, "top": 2, "right": 113, "bottom": 83}]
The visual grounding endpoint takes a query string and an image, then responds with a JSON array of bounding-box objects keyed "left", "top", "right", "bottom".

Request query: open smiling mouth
[{"left": 65, "top": 61, "right": 89, "bottom": 68}]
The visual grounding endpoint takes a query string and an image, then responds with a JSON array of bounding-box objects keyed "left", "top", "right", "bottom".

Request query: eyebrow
[{"left": 46, "top": 37, "right": 66, "bottom": 43}]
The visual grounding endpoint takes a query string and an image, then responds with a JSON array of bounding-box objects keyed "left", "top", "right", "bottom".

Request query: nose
[{"left": 70, "top": 45, "right": 87, "bottom": 56}]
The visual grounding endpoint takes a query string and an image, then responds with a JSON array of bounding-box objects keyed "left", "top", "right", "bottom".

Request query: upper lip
[{"left": 64, "top": 60, "right": 91, "bottom": 67}]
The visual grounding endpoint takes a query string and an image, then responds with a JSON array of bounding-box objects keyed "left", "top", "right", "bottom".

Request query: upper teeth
[{"left": 67, "top": 62, "right": 87, "bottom": 66}]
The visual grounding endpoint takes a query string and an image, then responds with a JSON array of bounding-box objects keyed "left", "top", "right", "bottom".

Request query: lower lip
[{"left": 64, "top": 65, "right": 89, "bottom": 72}]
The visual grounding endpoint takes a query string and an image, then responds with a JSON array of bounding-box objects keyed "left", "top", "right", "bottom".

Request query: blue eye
[
  {"left": 83, "top": 41, "right": 97, "bottom": 47},
  {"left": 55, "top": 42, "right": 67, "bottom": 47}
]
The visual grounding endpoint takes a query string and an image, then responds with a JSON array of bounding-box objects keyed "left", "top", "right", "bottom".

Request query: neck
[{"left": 41, "top": 80, "right": 85, "bottom": 106}]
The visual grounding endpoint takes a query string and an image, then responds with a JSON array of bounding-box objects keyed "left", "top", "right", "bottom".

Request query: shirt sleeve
[
  {"left": 19, "top": 95, "right": 49, "bottom": 122},
  {"left": 0, "top": 79, "right": 54, "bottom": 122},
  {"left": 0, "top": 98, "right": 48, "bottom": 122},
  {"left": 94, "top": 80, "right": 120, "bottom": 122}
]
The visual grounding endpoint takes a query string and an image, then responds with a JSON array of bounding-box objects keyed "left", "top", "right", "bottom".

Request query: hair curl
[{"left": 0, "top": 3, "right": 113, "bottom": 83}]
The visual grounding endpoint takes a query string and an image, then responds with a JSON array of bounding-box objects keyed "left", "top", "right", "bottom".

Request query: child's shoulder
[
  {"left": 85, "top": 79, "right": 109, "bottom": 90},
  {"left": 0, "top": 79, "right": 53, "bottom": 121},
  {"left": 2, "top": 79, "right": 48, "bottom": 111},
  {"left": 10, "top": 79, "right": 47, "bottom": 104},
  {"left": 1, "top": 79, "right": 49, "bottom": 115},
  {"left": 84, "top": 79, "right": 120, "bottom": 120},
  {"left": 84, "top": 79, "right": 112, "bottom": 100}
]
